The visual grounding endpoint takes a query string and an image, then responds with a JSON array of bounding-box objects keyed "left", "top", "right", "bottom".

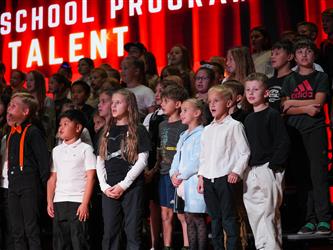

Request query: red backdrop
[{"left": 0, "top": 0, "right": 332, "bottom": 79}]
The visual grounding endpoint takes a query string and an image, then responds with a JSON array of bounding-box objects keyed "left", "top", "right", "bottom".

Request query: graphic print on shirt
[
  {"left": 268, "top": 85, "right": 282, "bottom": 103},
  {"left": 160, "top": 126, "right": 170, "bottom": 164},
  {"left": 106, "top": 133, "right": 125, "bottom": 160},
  {"left": 291, "top": 80, "right": 313, "bottom": 99}
]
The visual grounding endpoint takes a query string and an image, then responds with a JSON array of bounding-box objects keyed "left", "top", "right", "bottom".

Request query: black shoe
[
  {"left": 297, "top": 222, "right": 316, "bottom": 235},
  {"left": 316, "top": 222, "right": 331, "bottom": 235}
]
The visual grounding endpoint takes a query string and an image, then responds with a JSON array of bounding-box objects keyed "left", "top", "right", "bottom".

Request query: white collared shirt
[
  {"left": 52, "top": 138, "right": 96, "bottom": 203},
  {"left": 198, "top": 115, "right": 250, "bottom": 179},
  {"left": 0, "top": 136, "right": 8, "bottom": 189}
]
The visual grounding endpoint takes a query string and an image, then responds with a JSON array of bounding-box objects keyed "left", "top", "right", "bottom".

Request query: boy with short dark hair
[
  {"left": 71, "top": 80, "right": 95, "bottom": 137},
  {"left": 244, "top": 73, "right": 290, "bottom": 250},
  {"left": 267, "top": 40, "right": 294, "bottom": 112},
  {"left": 6, "top": 92, "right": 50, "bottom": 250},
  {"left": 282, "top": 39, "right": 331, "bottom": 234},
  {"left": 158, "top": 84, "right": 188, "bottom": 249},
  {"left": 47, "top": 109, "right": 96, "bottom": 250},
  {"left": 197, "top": 85, "right": 250, "bottom": 250}
]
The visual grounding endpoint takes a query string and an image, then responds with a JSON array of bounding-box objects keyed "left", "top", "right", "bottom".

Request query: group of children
[{"left": 0, "top": 7, "right": 332, "bottom": 250}]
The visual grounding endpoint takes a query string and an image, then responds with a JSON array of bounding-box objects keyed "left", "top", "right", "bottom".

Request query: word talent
[
  {"left": 8, "top": 27, "right": 128, "bottom": 69},
  {"left": 0, "top": 0, "right": 246, "bottom": 35}
]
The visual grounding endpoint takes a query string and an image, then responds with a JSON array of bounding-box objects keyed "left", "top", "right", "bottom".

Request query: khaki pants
[{"left": 243, "top": 163, "right": 284, "bottom": 250}]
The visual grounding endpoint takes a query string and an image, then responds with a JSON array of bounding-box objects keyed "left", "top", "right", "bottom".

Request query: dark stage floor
[{"left": 38, "top": 231, "right": 333, "bottom": 250}]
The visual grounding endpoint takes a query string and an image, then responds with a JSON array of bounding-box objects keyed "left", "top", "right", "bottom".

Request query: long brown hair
[
  {"left": 99, "top": 89, "right": 140, "bottom": 164},
  {"left": 227, "top": 46, "right": 255, "bottom": 84},
  {"left": 28, "top": 70, "right": 46, "bottom": 112}
]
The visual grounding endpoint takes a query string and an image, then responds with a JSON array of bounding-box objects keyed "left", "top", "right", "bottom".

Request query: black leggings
[{"left": 185, "top": 213, "right": 207, "bottom": 250}]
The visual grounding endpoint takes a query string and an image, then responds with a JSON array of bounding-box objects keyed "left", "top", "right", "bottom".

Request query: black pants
[
  {"left": 8, "top": 181, "right": 41, "bottom": 250},
  {"left": 53, "top": 202, "right": 90, "bottom": 250},
  {"left": 203, "top": 176, "right": 240, "bottom": 250},
  {"left": 0, "top": 188, "right": 14, "bottom": 250},
  {"left": 88, "top": 185, "right": 103, "bottom": 250},
  {"left": 301, "top": 127, "right": 331, "bottom": 223},
  {"left": 102, "top": 184, "right": 143, "bottom": 250}
]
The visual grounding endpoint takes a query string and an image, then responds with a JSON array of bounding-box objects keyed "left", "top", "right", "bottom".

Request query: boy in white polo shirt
[
  {"left": 197, "top": 85, "right": 250, "bottom": 250},
  {"left": 47, "top": 109, "right": 96, "bottom": 250}
]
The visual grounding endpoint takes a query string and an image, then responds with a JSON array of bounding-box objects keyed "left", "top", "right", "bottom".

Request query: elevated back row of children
[{"left": 1, "top": 37, "right": 332, "bottom": 250}]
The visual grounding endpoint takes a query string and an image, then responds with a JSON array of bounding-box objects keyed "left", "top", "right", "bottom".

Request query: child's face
[
  {"left": 271, "top": 48, "right": 293, "bottom": 70},
  {"left": 6, "top": 97, "right": 29, "bottom": 126},
  {"left": 168, "top": 46, "right": 183, "bottom": 66},
  {"left": 161, "top": 97, "right": 181, "bottom": 117},
  {"left": 71, "top": 85, "right": 89, "bottom": 106},
  {"left": 121, "top": 60, "right": 137, "bottom": 84},
  {"left": 208, "top": 91, "right": 230, "bottom": 120},
  {"left": 58, "top": 117, "right": 81, "bottom": 142},
  {"left": 322, "top": 15, "right": 333, "bottom": 36},
  {"left": 10, "top": 71, "right": 24, "bottom": 88},
  {"left": 245, "top": 80, "right": 268, "bottom": 107},
  {"left": 98, "top": 92, "right": 112, "bottom": 118},
  {"left": 78, "top": 60, "right": 91, "bottom": 76},
  {"left": 91, "top": 71, "right": 104, "bottom": 91},
  {"left": 111, "top": 93, "right": 128, "bottom": 120},
  {"left": 295, "top": 47, "right": 315, "bottom": 68},
  {"left": 155, "top": 83, "right": 163, "bottom": 106},
  {"left": 93, "top": 114, "right": 105, "bottom": 133},
  {"left": 250, "top": 30, "right": 265, "bottom": 50},
  {"left": 58, "top": 67, "right": 72, "bottom": 80},
  {"left": 48, "top": 77, "right": 59, "bottom": 93},
  {"left": 128, "top": 46, "right": 142, "bottom": 59},
  {"left": 226, "top": 51, "right": 236, "bottom": 74},
  {"left": 26, "top": 73, "right": 36, "bottom": 93},
  {"left": 297, "top": 25, "right": 314, "bottom": 40},
  {"left": 195, "top": 70, "right": 210, "bottom": 94},
  {"left": 180, "top": 101, "right": 200, "bottom": 126}
]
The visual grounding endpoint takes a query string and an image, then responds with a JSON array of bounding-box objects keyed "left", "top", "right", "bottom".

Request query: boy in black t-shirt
[
  {"left": 244, "top": 73, "right": 289, "bottom": 250},
  {"left": 267, "top": 40, "right": 294, "bottom": 112},
  {"left": 282, "top": 39, "right": 331, "bottom": 234}
]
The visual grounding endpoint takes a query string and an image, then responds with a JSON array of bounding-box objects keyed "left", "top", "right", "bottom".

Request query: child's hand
[
  {"left": 47, "top": 203, "right": 54, "bottom": 218},
  {"left": 104, "top": 187, "right": 113, "bottom": 197},
  {"left": 305, "top": 104, "right": 321, "bottom": 117},
  {"left": 76, "top": 203, "right": 89, "bottom": 222},
  {"left": 197, "top": 176, "right": 204, "bottom": 194},
  {"left": 171, "top": 172, "right": 182, "bottom": 187},
  {"left": 282, "top": 100, "right": 293, "bottom": 112},
  {"left": 109, "top": 184, "right": 125, "bottom": 199},
  {"left": 227, "top": 172, "right": 239, "bottom": 184}
]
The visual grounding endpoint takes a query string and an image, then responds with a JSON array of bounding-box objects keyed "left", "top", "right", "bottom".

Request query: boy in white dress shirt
[{"left": 197, "top": 85, "right": 250, "bottom": 250}]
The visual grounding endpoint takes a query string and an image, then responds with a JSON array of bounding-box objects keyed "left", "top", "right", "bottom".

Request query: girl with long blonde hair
[{"left": 96, "top": 88, "right": 151, "bottom": 250}]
